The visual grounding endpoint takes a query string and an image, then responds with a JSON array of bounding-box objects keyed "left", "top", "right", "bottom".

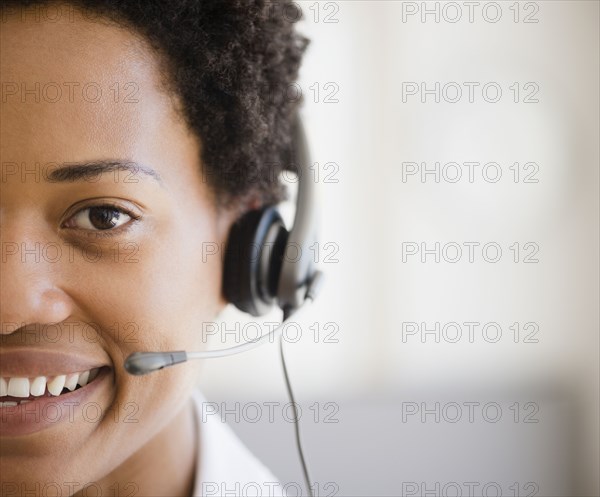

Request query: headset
[{"left": 124, "top": 114, "right": 322, "bottom": 497}]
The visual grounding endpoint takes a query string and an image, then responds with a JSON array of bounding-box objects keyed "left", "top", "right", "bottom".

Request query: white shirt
[{"left": 191, "top": 390, "right": 286, "bottom": 497}]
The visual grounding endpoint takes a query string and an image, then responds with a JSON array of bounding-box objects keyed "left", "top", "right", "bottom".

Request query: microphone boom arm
[{"left": 124, "top": 271, "right": 323, "bottom": 376}]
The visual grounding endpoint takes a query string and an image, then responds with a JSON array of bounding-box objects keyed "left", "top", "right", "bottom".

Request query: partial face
[{"left": 0, "top": 7, "right": 231, "bottom": 489}]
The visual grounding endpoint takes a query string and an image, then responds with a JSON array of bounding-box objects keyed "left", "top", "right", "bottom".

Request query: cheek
[
  {"left": 61, "top": 208, "right": 223, "bottom": 461},
  {"left": 59, "top": 203, "right": 224, "bottom": 415},
  {"left": 75, "top": 208, "right": 224, "bottom": 354}
]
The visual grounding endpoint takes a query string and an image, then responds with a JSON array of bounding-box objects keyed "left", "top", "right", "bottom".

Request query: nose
[{"left": 1, "top": 242, "right": 73, "bottom": 334}]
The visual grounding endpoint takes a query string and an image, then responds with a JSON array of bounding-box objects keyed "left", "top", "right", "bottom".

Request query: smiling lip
[
  {"left": 0, "top": 349, "right": 109, "bottom": 378},
  {"left": 0, "top": 349, "right": 113, "bottom": 437},
  {"left": 0, "top": 366, "right": 112, "bottom": 437}
]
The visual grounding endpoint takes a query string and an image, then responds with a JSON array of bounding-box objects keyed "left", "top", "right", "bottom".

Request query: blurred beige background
[{"left": 197, "top": 2, "right": 599, "bottom": 496}]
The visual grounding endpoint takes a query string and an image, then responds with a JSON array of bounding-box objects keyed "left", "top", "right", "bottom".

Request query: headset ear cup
[{"left": 223, "top": 207, "right": 288, "bottom": 316}]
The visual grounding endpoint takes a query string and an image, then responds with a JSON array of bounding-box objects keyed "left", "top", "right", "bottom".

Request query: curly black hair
[{"left": 1, "top": 0, "right": 309, "bottom": 208}]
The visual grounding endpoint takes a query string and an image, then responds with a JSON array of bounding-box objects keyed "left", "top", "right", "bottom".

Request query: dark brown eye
[
  {"left": 68, "top": 206, "right": 131, "bottom": 231},
  {"left": 88, "top": 207, "right": 121, "bottom": 230}
]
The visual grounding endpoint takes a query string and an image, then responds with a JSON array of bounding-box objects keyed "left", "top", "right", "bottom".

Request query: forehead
[
  {"left": 1, "top": 12, "right": 181, "bottom": 163},
  {"left": 0, "top": 11, "right": 203, "bottom": 194}
]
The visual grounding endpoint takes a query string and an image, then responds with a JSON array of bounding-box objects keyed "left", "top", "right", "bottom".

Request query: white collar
[{"left": 190, "top": 390, "right": 285, "bottom": 497}]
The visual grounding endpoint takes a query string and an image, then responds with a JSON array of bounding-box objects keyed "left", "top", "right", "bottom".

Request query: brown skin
[{"left": 0, "top": 8, "right": 236, "bottom": 497}]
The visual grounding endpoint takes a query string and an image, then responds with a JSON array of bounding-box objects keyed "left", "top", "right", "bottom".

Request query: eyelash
[{"left": 62, "top": 202, "right": 141, "bottom": 239}]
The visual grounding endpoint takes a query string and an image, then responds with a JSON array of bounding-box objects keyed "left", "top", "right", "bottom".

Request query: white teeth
[
  {"left": 0, "top": 401, "right": 17, "bottom": 407},
  {"left": 88, "top": 368, "right": 99, "bottom": 382},
  {"left": 30, "top": 376, "right": 47, "bottom": 396},
  {"left": 0, "top": 367, "right": 101, "bottom": 399},
  {"left": 64, "top": 373, "right": 79, "bottom": 391},
  {"left": 47, "top": 375, "right": 66, "bottom": 396},
  {"left": 78, "top": 370, "right": 90, "bottom": 387},
  {"left": 7, "top": 377, "right": 30, "bottom": 398}
]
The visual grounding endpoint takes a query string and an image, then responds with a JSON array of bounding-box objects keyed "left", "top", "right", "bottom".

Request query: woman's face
[{"left": 1, "top": 9, "right": 232, "bottom": 490}]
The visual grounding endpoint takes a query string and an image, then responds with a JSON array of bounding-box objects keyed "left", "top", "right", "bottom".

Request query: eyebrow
[{"left": 47, "top": 160, "right": 162, "bottom": 185}]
